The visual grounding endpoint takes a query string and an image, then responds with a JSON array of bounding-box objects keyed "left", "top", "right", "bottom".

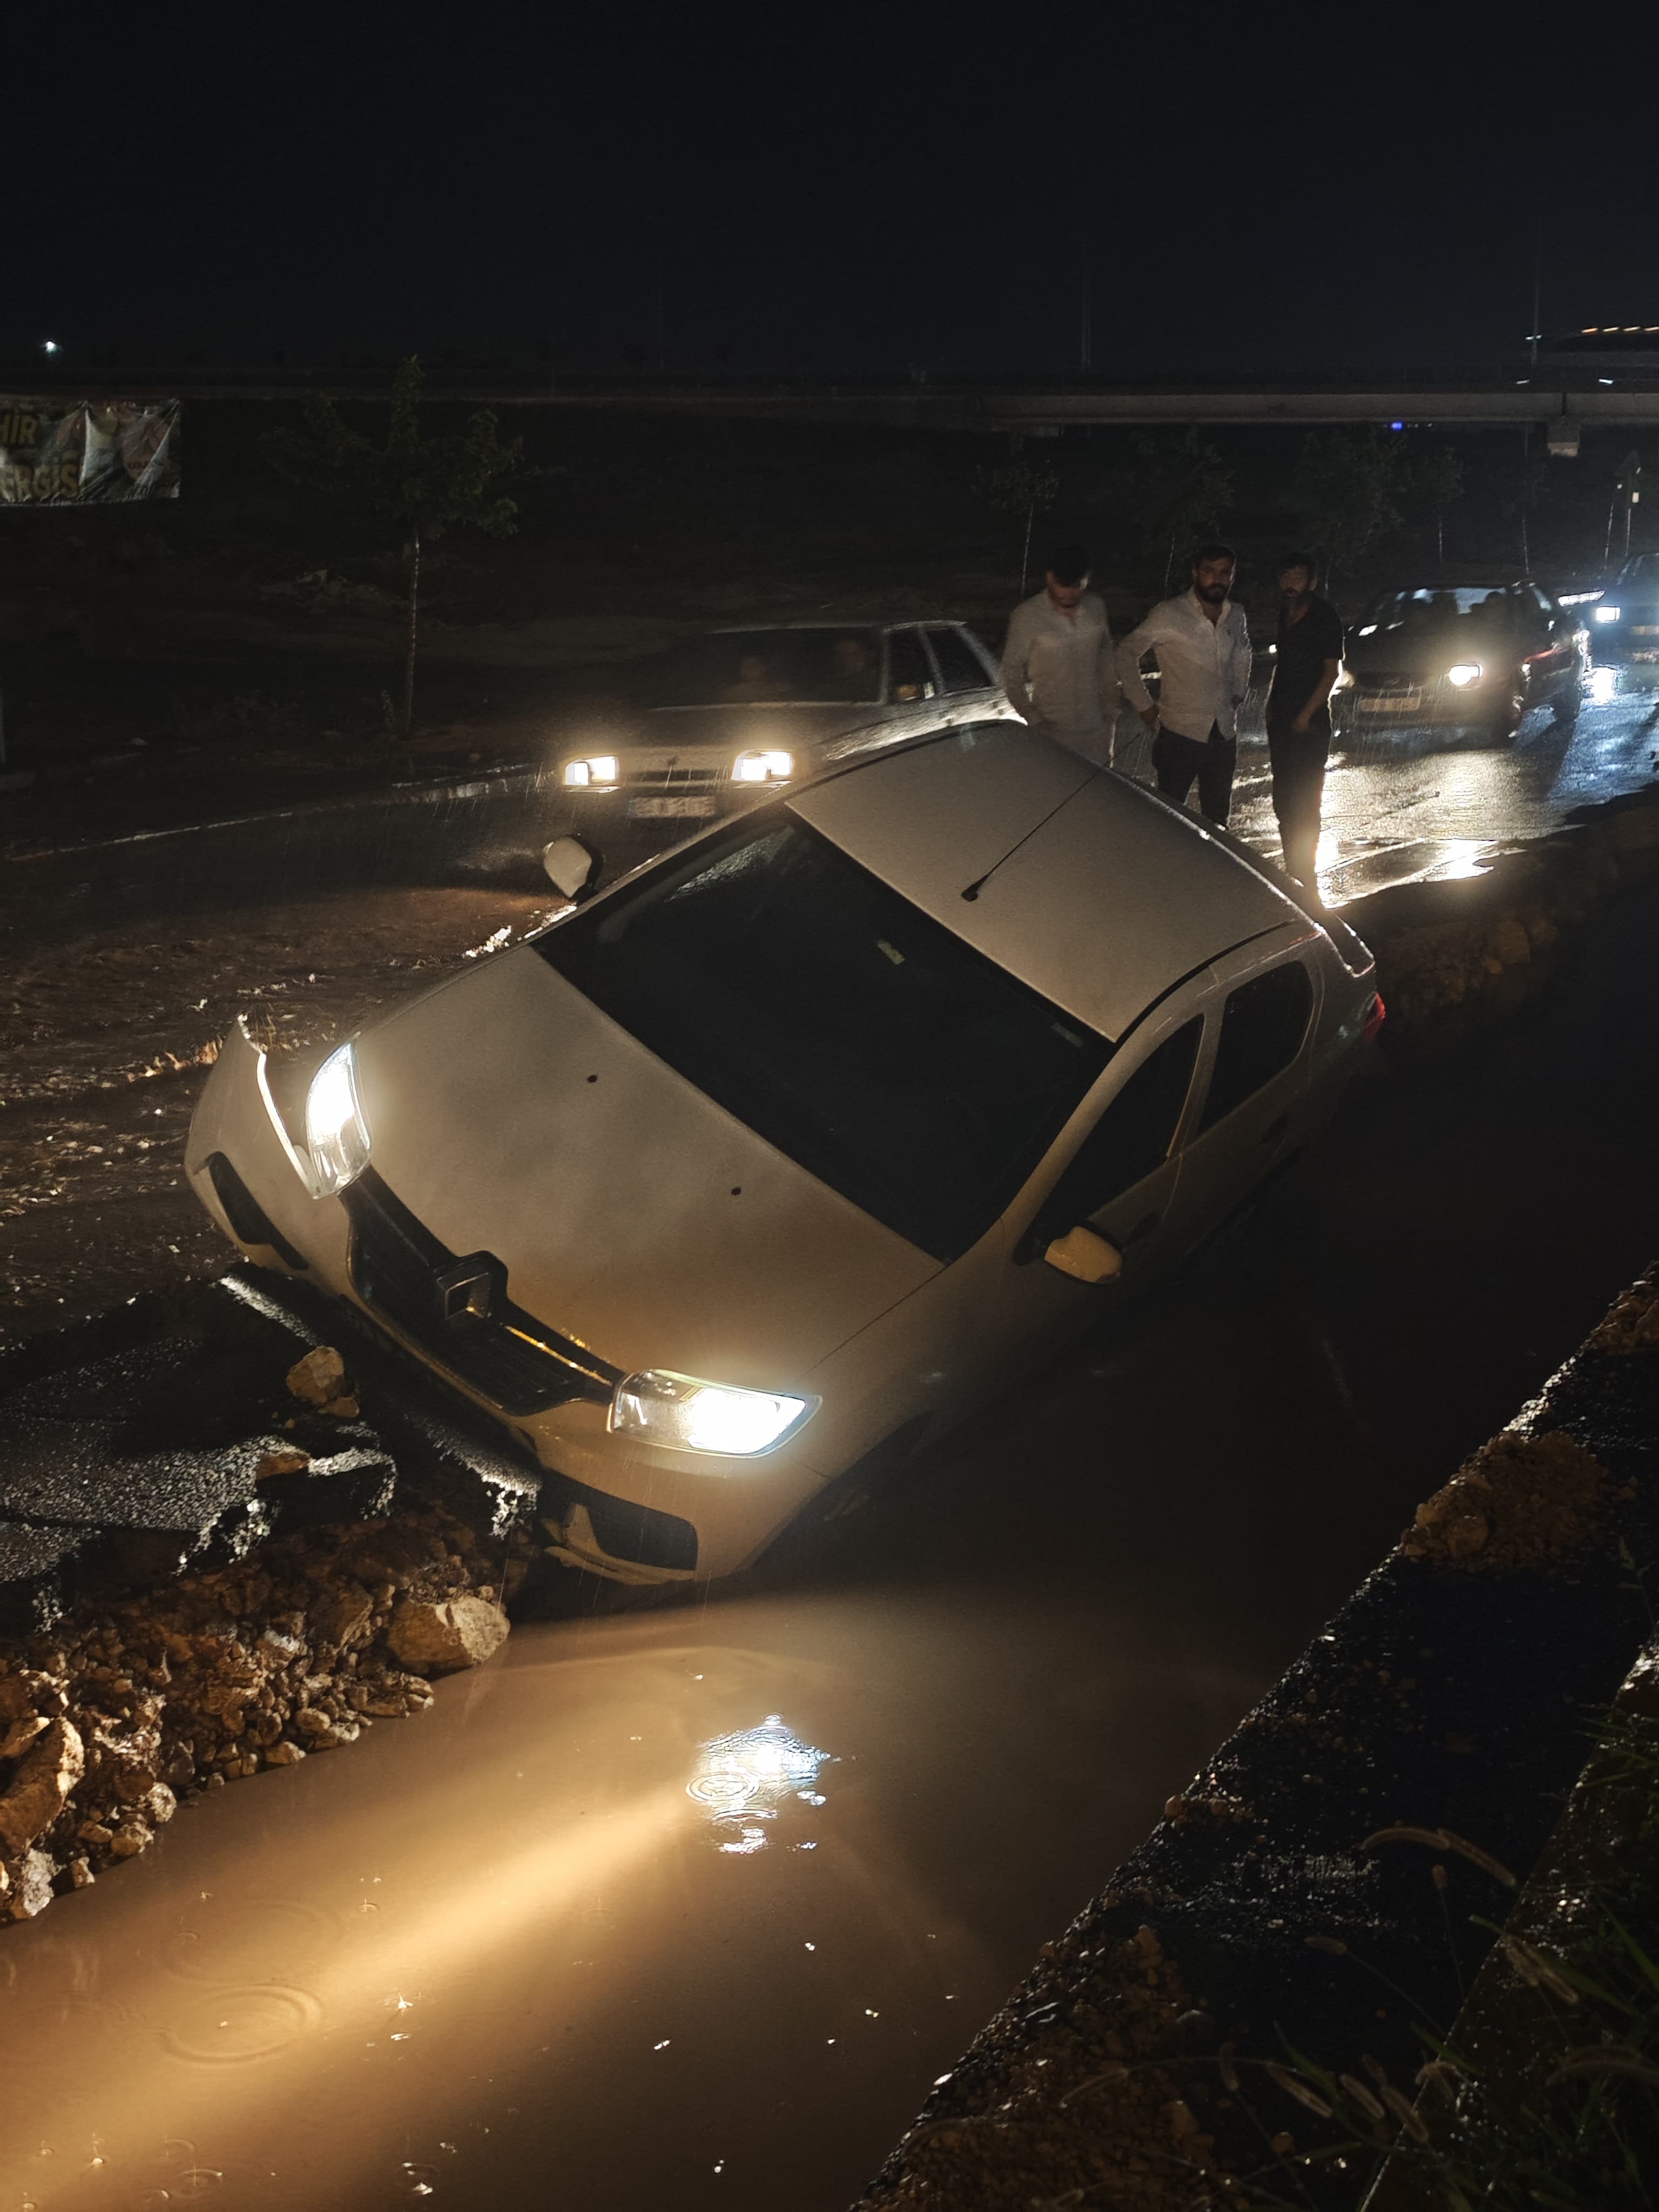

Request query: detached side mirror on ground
[
  {"left": 543, "top": 835, "right": 599, "bottom": 901},
  {"left": 1041, "top": 1224, "right": 1123, "bottom": 1284}
]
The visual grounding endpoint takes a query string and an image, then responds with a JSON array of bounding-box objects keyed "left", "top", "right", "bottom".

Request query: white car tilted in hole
[{"left": 186, "top": 721, "right": 1381, "bottom": 1585}]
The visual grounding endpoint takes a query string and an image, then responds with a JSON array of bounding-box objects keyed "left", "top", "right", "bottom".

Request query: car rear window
[{"left": 536, "top": 811, "right": 1112, "bottom": 1260}]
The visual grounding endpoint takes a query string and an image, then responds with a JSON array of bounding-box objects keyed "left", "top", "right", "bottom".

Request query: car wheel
[{"left": 1489, "top": 699, "right": 1523, "bottom": 746}]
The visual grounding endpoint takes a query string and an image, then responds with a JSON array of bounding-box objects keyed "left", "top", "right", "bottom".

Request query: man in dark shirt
[{"left": 1266, "top": 552, "right": 1345, "bottom": 895}]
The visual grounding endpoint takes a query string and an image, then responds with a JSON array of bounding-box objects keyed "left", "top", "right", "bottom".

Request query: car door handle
[{"left": 1259, "top": 1113, "right": 1290, "bottom": 1149}]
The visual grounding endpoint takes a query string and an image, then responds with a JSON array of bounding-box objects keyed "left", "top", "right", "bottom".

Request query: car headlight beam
[
  {"left": 563, "top": 754, "right": 620, "bottom": 788},
  {"left": 731, "top": 749, "right": 793, "bottom": 785},
  {"left": 1445, "top": 662, "right": 1482, "bottom": 688},
  {"left": 304, "top": 1042, "right": 371, "bottom": 1196},
  {"left": 1594, "top": 604, "right": 1622, "bottom": 624},
  {"left": 610, "top": 1368, "right": 817, "bottom": 1456}
]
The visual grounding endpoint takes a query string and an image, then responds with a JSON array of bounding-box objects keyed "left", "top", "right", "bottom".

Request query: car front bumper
[{"left": 185, "top": 1021, "right": 829, "bottom": 1583}]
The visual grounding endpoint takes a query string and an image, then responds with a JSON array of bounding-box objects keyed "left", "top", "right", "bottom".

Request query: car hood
[
  {"left": 1345, "top": 631, "right": 1507, "bottom": 676},
  {"left": 350, "top": 945, "right": 937, "bottom": 1390},
  {"left": 632, "top": 702, "right": 882, "bottom": 751}
]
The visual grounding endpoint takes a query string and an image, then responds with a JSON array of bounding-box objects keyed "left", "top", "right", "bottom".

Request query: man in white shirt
[
  {"left": 1115, "top": 543, "right": 1252, "bottom": 825},
  {"left": 999, "top": 542, "right": 1121, "bottom": 768}
]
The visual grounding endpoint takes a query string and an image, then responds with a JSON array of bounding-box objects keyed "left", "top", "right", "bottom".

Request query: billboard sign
[{"left": 0, "top": 397, "right": 180, "bottom": 504}]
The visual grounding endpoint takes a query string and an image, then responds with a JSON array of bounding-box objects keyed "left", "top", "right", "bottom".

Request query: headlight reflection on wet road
[{"left": 687, "top": 1715, "right": 830, "bottom": 1853}]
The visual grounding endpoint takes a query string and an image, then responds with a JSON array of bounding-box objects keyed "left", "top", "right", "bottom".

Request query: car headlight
[
  {"left": 1445, "top": 662, "right": 1482, "bottom": 687},
  {"left": 731, "top": 750, "right": 793, "bottom": 785},
  {"left": 1594, "top": 604, "right": 1622, "bottom": 623},
  {"left": 563, "top": 755, "right": 619, "bottom": 788},
  {"left": 304, "top": 1042, "right": 370, "bottom": 1195},
  {"left": 610, "top": 1368, "right": 817, "bottom": 1456}
]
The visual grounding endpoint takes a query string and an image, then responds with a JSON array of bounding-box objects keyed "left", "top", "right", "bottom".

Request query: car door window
[
  {"left": 1198, "top": 963, "right": 1313, "bottom": 1132},
  {"left": 886, "top": 629, "right": 938, "bottom": 705},
  {"left": 927, "top": 625, "right": 993, "bottom": 694},
  {"left": 1028, "top": 1018, "right": 1203, "bottom": 1245}
]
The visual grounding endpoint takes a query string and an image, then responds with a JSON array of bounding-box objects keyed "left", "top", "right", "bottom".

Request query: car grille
[
  {"left": 628, "top": 766, "right": 724, "bottom": 790},
  {"left": 1354, "top": 673, "right": 1427, "bottom": 694},
  {"left": 342, "top": 1168, "right": 623, "bottom": 1417}
]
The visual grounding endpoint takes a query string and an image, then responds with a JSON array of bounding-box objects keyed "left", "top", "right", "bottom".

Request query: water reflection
[{"left": 686, "top": 1716, "right": 830, "bottom": 1853}]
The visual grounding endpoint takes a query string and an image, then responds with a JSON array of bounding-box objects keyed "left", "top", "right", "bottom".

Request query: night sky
[{"left": 10, "top": 0, "right": 1658, "bottom": 378}]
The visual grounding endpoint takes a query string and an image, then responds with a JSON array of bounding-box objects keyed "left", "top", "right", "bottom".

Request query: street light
[{"left": 42, "top": 340, "right": 57, "bottom": 355}]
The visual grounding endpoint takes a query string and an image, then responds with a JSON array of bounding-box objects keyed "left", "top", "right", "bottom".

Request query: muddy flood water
[{"left": 4, "top": 896, "right": 1659, "bottom": 2209}]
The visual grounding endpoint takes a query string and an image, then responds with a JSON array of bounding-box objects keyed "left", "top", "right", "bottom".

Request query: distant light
[
  {"left": 1626, "top": 326, "right": 1641, "bottom": 333},
  {"left": 1582, "top": 327, "right": 1596, "bottom": 335},
  {"left": 1600, "top": 378, "right": 1616, "bottom": 386},
  {"left": 42, "top": 340, "right": 57, "bottom": 355},
  {"left": 1388, "top": 420, "right": 1405, "bottom": 431}
]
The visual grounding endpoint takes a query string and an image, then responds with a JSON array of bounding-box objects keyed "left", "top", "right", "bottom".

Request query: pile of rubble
[
  {"left": 1350, "top": 795, "right": 1659, "bottom": 1046},
  {"left": 0, "top": 1321, "right": 538, "bottom": 1926},
  {"left": 0, "top": 1488, "right": 521, "bottom": 1923}
]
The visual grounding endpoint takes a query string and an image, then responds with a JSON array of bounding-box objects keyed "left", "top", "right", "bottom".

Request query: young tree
[
  {"left": 973, "top": 458, "right": 1061, "bottom": 597},
  {"left": 1292, "top": 428, "right": 1402, "bottom": 588},
  {"left": 1401, "top": 444, "right": 1465, "bottom": 569},
  {"left": 1116, "top": 430, "right": 1233, "bottom": 594},
  {"left": 262, "top": 357, "right": 520, "bottom": 738}
]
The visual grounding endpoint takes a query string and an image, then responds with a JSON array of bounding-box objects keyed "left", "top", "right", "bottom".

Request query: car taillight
[{"left": 1363, "top": 992, "right": 1386, "bottom": 1044}]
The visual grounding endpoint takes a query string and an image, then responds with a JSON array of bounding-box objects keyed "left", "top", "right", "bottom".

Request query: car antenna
[{"left": 960, "top": 771, "right": 1103, "bottom": 902}]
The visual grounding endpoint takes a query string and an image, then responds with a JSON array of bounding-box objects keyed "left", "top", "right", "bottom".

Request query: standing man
[
  {"left": 1264, "top": 551, "right": 1344, "bottom": 894},
  {"left": 1000, "top": 542, "right": 1121, "bottom": 768},
  {"left": 1115, "top": 543, "right": 1251, "bottom": 825}
]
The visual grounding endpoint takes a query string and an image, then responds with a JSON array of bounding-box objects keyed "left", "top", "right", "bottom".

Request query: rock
[
  {"left": 9, "top": 1850, "right": 56, "bottom": 1919},
  {"left": 65, "top": 1856, "right": 95, "bottom": 1889},
  {"left": 312, "top": 1580, "right": 374, "bottom": 1651},
  {"left": 386, "top": 1595, "right": 510, "bottom": 1676},
  {"left": 109, "top": 1822, "right": 151, "bottom": 1858},
  {"left": 264, "top": 1740, "right": 306, "bottom": 1766},
  {"left": 286, "top": 1347, "right": 347, "bottom": 1407},
  {"left": 0, "top": 1719, "right": 84, "bottom": 1853},
  {"left": 321, "top": 1395, "right": 361, "bottom": 1420},
  {"left": 255, "top": 1448, "right": 312, "bottom": 1482},
  {"left": 143, "top": 1783, "right": 177, "bottom": 1826},
  {"left": 1489, "top": 915, "right": 1532, "bottom": 968},
  {"left": 0, "top": 1714, "right": 49, "bottom": 1763}
]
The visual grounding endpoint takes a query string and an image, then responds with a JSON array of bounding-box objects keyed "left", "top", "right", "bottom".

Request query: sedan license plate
[
  {"left": 1357, "top": 690, "right": 1422, "bottom": 714},
  {"left": 628, "top": 795, "right": 717, "bottom": 819}
]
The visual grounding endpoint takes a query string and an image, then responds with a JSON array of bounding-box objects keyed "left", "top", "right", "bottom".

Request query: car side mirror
[
  {"left": 1041, "top": 1224, "right": 1123, "bottom": 1284},
  {"left": 543, "top": 835, "right": 598, "bottom": 901}
]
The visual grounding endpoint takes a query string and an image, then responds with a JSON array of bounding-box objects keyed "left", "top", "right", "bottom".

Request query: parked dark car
[
  {"left": 1334, "top": 580, "right": 1586, "bottom": 747},
  {"left": 1588, "top": 553, "right": 1659, "bottom": 684}
]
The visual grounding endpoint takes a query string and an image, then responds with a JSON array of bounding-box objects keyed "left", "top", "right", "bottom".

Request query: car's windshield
[
  {"left": 536, "top": 808, "right": 1112, "bottom": 1260},
  {"left": 1355, "top": 588, "right": 1519, "bottom": 637},
  {"left": 640, "top": 629, "right": 885, "bottom": 707}
]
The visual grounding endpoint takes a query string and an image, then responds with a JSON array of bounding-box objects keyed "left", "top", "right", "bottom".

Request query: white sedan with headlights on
[
  {"left": 553, "top": 619, "right": 1004, "bottom": 850},
  {"left": 186, "top": 721, "right": 1381, "bottom": 1586}
]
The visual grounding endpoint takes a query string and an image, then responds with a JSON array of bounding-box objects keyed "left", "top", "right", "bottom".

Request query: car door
[
  {"left": 1158, "top": 940, "right": 1318, "bottom": 1259},
  {"left": 988, "top": 999, "right": 1210, "bottom": 1367}
]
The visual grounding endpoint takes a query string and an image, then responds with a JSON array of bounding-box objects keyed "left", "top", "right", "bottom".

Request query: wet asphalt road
[{"left": 1, "top": 703, "right": 1658, "bottom": 2208}]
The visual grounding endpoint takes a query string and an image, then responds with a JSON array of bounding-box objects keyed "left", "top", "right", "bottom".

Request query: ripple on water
[
  {"left": 157, "top": 1984, "right": 322, "bottom": 2065},
  {"left": 161, "top": 1896, "right": 340, "bottom": 1985}
]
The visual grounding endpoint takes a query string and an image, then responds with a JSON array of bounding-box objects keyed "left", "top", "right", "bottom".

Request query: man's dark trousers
[
  {"left": 1266, "top": 710, "right": 1332, "bottom": 888},
  {"left": 1152, "top": 721, "right": 1236, "bottom": 825}
]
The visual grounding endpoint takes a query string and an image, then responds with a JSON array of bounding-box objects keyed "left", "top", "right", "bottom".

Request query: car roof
[{"left": 788, "top": 725, "right": 1299, "bottom": 1042}]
